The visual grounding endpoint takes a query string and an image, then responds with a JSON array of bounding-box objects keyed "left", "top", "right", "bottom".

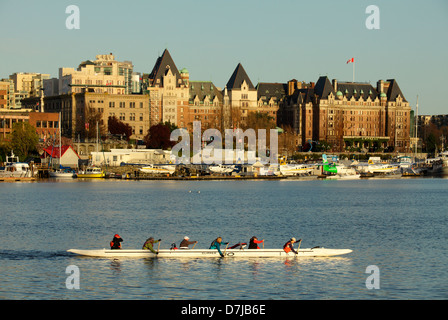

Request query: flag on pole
[{"left": 346, "top": 57, "right": 354, "bottom": 64}]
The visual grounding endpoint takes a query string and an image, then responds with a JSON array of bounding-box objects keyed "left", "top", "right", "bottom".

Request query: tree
[
  {"left": 243, "top": 112, "right": 276, "bottom": 131},
  {"left": 163, "top": 121, "right": 178, "bottom": 132},
  {"left": 144, "top": 123, "right": 175, "bottom": 149},
  {"left": 108, "top": 116, "right": 132, "bottom": 141},
  {"left": 75, "top": 106, "right": 106, "bottom": 141},
  {"left": 9, "top": 122, "right": 39, "bottom": 160}
]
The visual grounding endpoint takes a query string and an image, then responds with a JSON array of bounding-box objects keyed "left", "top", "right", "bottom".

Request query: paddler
[
  {"left": 248, "top": 236, "right": 264, "bottom": 249},
  {"left": 179, "top": 236, "right": 198, "bottom": 249},
  {"left": 142, "top": 237, "right": 161, "bottom": 254},
  {"left": 209, "top": 237, "right": 229, "bottom": 257},
  {"left": 110, "top": 234, "right": 123, "bottom": 249},
  {"left": 283, "top": 237, "right": 301, "bottom": 254}
]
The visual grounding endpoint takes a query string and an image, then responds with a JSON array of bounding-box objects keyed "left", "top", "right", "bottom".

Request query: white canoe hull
[{"left": 67, "top": 247, "right": 352, "bottom": 258}]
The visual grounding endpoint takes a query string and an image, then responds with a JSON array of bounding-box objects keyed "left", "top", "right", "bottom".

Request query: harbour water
[{"left": 0, "top": 178, "right": 447, "bottom": 300}]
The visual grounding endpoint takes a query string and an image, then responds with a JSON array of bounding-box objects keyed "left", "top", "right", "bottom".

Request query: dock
[{"left": 0, "top": 177, "right": 36, "bottom": 182}]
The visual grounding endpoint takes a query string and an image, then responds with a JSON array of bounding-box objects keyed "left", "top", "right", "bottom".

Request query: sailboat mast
[
  {"left": 415, "top": 95, "right": 418, "bottom": 155},
  {"left": 59, "top": 112, "right": 62, "bottom": 166},
  {"left": 96, "top": 121, "right": 99, "bottom": 153}
]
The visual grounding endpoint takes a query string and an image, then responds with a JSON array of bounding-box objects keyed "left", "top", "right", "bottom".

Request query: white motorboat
[
  {"left": 209, "top": 164, "right": 235, "bottom": 174},
  {"left": 49, "top": 169, "right": 77, "bottom": 178},
  {"left": 140, "top": 164, "right": 176, "bottom": 175},
  {"left": 0, "top": 151, "right": 33, "bottom": 178},
  {"left": 438, "top": 151, "right": 448, "bottom": 176}
]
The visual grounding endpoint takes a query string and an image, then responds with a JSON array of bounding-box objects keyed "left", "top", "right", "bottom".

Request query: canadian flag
[{"left": 347, "top": 57, "right": 354, "bottom": 64}]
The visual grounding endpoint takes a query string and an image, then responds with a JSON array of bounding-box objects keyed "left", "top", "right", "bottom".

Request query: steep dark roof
[
  {"left": 315, "top": 76, "right": 380, "bottom": 101},
  {"left": 386, "top": 79, "right": 407, "bottom": 102},
  {"left": 189, "top": 81, "right": 223, "bottom": 102},
  {"left": 337, "top": 82, "right": 379, "bottom": 100},
  {"left": 226, "top": 63, "right": 255, "bottom": 90},
  {"left": 148, "top": 49, "right": 182, "bottom": 87},
  {"left": 314, "top": 76, "right": 334, "bottom": 99},
  {"left": 256, "top": 82, "right": 287, "bottom": 101},
  {"left": 287, "top": 88, "right": 315, "bottom": 105}
]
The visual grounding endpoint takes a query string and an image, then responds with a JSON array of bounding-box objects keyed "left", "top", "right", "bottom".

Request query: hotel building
[{"left": 278, "top": 76, "right": 411, "bottom": 152}]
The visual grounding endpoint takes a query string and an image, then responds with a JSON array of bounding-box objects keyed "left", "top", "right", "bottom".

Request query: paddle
[
  {"left": 295, "top": 239, "right": 302, "bottom": 256},
  {"left": 192, "top": 241, "right": 197, "bottom": 249},
  {"left": 157, "top": 240, "right": 161, "bottom": 254},
  {"left": 222, "top": 242, "right": 229, "bottom": 257}
]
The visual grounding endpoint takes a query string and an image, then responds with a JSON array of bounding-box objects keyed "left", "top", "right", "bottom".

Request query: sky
[{"left": 1, "top": 0, "right": 447, "bottom": 115}]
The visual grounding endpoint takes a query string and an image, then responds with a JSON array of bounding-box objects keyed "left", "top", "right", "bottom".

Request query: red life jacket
[
  {"left": 110, "top": 240, "right": 121, "bottom": 249},
  {"left": 283, "top": 241, "right": 292, "bottom": 253}
]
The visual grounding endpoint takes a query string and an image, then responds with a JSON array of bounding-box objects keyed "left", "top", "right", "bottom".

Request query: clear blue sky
[{"left": 1, "top": 0, "right": 447, "bottom": 115}]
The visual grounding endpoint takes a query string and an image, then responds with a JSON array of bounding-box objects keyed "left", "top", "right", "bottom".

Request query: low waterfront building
[
  {"left": 41, "top": 145, "right": 80, "bottom": 168},
  {"left": 90, "top": 148, "right": 172, "bottom": 167}
]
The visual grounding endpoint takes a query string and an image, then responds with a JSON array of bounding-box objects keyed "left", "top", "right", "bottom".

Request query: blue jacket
[{"left": 209, "top": 239, "right": 229, "bottom": 256}]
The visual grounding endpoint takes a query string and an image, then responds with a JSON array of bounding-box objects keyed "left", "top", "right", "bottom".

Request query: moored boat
[
  {"left": 49, "top": 171, "right": 77, "bottom": 178},
  {"left": 77, "top": 166, "right": 105, "bottom": 178},
  {"left": 67, "top": 247, "right": 353, "bottom": 258},
  {"left": 0, "top": 151, "right": 33, "bottom": 178},
  {"left": 49, "top": 166, "right": 77, "bottom": 178},
  {"left": 276, "top": 164, "right": 313, "bottom": 176},
  {"left": 140, "top": 164, "right": 176, "bottom": 175}
]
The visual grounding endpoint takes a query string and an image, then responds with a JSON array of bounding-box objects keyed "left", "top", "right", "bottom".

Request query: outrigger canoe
[{"left": 67, "top": 247, "right": 352, "bottom": 258}]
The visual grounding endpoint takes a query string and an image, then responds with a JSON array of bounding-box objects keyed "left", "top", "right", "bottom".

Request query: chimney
[
  {"left": 287, "top": 80, "right": 297, "bottom": 96},
  {"left": 332, "top": 79, "right": 338, "bottom": 92},
  {"left": 377, "top": 80, "right": 384, "bottom": 93}
]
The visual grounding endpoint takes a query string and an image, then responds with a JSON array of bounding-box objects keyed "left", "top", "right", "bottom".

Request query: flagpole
[{"left": 353, "top": 58, "right": 355, "bottom": 82}]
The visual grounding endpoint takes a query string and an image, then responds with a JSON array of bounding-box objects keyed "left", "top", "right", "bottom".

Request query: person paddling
[
  {"left": 283, "top": 237, "right": 301, "bottom": 254},
  {"left": 179, "top": 236, "right": 198, "bottom": 249},
  {"left": 110, "top": 234, "right": 123, "bottom": 249},
  {"left": 142, "top": 237, "right": 161, "bottom": 254},
  {"left": 209, "top": 237, "right": 229, "bottom": 257},
  {"left": 248, "top": 236, "right": 264, "bottom": 249}
]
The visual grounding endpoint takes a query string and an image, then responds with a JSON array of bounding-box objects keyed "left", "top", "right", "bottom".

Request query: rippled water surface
[{"left": 1, "top": 178, "right": 447, "bottom": 300}]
